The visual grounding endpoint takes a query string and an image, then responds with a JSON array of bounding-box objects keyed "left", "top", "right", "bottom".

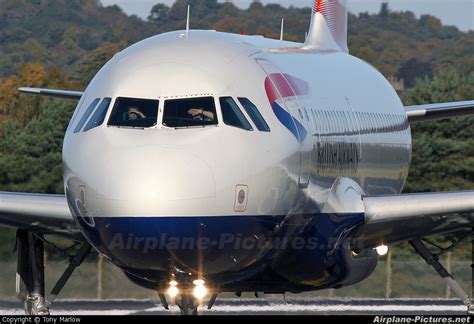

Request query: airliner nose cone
[{"left": 98, "top": 146, "right": 216, "bottom": 216}]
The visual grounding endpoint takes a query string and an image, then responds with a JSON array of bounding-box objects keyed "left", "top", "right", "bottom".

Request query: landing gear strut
[
  {"left": 410, "top": 237, "right": 473, "bottom": 315},
  {"left": 176, "top": 293, "right": 198, "bottom": 315},
  {"left": 16, "top": 230, "right": 49, "bottom": 315},
  {"left": 16, "top": 230, "right": 92, "bottom": 315}
]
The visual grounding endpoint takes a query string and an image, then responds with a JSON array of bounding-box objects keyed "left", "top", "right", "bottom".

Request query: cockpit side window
[
  {"left": 108, "top": 97, "right": 159, "bottom": 128},
  {"left": 237, "top": 97, "right": 270, "bottom": 132},
  {"left": 163, "top": 97, "right": 218, "bottom": 128},
  {"left": 74, "top": 98, "right": 100, "bottom": 133},
  {"left": 220, "top": 97, "right": 252, "bottom": 131},
  {"left": 83, "top": 98, "right": 112, "bottom": 132}
]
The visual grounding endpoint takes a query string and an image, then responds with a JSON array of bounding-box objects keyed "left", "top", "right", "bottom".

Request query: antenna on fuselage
[
  {"left": 280, "top": 18, "right": 284, "bottom": 41},
  {"left": 186, "top": 5, "right": 190, "bottom": 40}
]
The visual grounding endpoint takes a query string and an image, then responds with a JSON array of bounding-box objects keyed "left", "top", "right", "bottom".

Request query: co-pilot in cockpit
[
  {"left": 187, "top": 107, "right": 215, "bottom": 122},
  {"left": 162, "top": 97, "right": 218, "bottom": 128}
]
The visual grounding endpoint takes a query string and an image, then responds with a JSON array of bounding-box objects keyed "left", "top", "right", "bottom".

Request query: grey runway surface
[{"left": 0, "top": 298, "right": 469, "bottom": 315}]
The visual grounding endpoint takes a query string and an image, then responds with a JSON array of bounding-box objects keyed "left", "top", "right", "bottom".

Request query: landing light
[
  {"left": 192, "top": 279, "right": 207, "bottom": 300},
  {"left": 192, "top": 279, "right": 205, "bottom": 286},
  {"left": 375, "top": 245, "right": 388, "bottom": 256},
  {"left": 193, "top": 284, "right": 208, "bottom": 300},
  {"left": 167, "top": 282, "right": 179, "bottom": 299}
]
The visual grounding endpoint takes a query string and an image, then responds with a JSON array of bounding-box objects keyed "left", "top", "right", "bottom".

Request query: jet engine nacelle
[{"left": 269, "top": 177, "right": 378, "bottom": 290}]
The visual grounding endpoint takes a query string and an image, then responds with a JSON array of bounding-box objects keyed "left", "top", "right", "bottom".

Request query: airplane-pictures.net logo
[{"left": 106, "top": 233, "right": 349, "bottom": 254}]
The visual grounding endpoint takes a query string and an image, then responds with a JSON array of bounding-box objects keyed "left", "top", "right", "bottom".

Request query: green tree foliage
[
  {"left": 0, "top": 98, "right": 75, "bottom": 261},
  {"left": 1, "top": 1, "right": 471, "bottom": 85},
  {"left": 396, "top": 58, "right": 433, "bottom": 88},
  {"left": 379, "top": 2, "right": 389, "bottom": 18},
  {"left": 0, "top": 63, "right": 80, "bottom": 127},
  {"left": 72, "top": 43, "right": 125, "bottom": 87},
  {"left": 148, "top": 3, "right": 171, "bottom": 25},
  {"left": 402, "top": 70, "right": 474, "bottom": 192},
  {"left": 0, "top": 99, "right": 75, "bottom": 194},
  {"left": 0, "top": 0, "right": 154, "bottom": 76}
]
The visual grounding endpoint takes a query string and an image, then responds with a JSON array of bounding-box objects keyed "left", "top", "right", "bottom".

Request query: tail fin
[{"left": 305, "top": 0, "right": 349, "bottom": 53}]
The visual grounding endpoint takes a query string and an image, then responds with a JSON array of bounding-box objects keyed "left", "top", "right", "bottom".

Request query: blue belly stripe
[{"left": 76, "top": 213, "right": 368, "bottom": 291}]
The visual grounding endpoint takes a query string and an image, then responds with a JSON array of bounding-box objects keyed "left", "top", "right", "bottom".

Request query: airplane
[{"left": 1, "top": 0, "right": 473, "bottom": 316}]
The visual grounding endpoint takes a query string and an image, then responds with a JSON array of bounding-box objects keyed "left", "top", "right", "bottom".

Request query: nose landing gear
[
  {"left": 159, "top": 278, "right": 217, "bottom": 315},
  {"left": 177, "top": 293, "right": 199, "bottom": 315}
]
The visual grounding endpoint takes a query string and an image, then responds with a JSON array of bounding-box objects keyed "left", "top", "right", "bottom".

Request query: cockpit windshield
[
  {"left": 108, "top": 97, "right": 159, "bottom": 128},
  {"left": 162, "top": 97, "right": 218, "bottom": 128}
]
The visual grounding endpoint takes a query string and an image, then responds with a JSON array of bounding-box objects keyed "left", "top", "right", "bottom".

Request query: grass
[{"left": 0, "top": 257, "right": 471, "bottom": 300}]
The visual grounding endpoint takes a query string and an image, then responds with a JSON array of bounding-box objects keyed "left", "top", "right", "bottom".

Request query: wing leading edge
[
  {"left": 352, "top": 191, "right": 474, "bottom": 250},
  {"left": 0, "top": 192, "right": 81, "bottom": 239},
  {"left": 18, "top": 87, "right": 83, "bottom": 100},
  {"left": 405, "top": 100, "right": 474, "bottom": 122}
]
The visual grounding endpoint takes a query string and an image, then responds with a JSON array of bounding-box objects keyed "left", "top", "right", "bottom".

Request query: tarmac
[{"left": 0, "top": 298, "right": 470, "bottom": 316}]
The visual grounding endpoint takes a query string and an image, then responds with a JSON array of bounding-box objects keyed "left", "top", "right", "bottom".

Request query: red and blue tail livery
[{"left": 265, "top": 73, "right": 309, "bottom": 143}]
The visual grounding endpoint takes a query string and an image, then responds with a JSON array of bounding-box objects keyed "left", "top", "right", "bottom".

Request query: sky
[{"left": 100, "top": 0, "right": 473, "bottom": 32}]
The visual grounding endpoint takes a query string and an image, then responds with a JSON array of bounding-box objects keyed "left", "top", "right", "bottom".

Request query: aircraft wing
[
  {"left": 0, "top": 192, "right": 82, "bottom": 239},
  {"left": 352, "top": 191, "right": 474, "bottom": 250},
  {"left": 405, "top": 100, "right": 474, "bottom": 122},
  {"left": 18, "top": 87, "right": 83, "bottom": 100}
]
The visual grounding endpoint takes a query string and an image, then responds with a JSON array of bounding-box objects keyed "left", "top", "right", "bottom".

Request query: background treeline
[{"left": 0, "top": 0, "right": 472, "bottom": 260}]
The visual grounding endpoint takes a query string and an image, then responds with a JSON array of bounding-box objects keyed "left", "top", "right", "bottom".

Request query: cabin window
[
  {"left": 356, "top": 112, "right": 363, "bottom": 131},
  {"left": 398, "top": 116, "right": 404, "bottom": 133},
  {"left": 108, "top": 97, "right": 159, "bottom": 128},
  {"left": 380, "top": 114, "right": 386, "bottom": 132},
  {"left": 238, "top": 97, "right": 270, "bottom": 132},
  {"left": 314, "top": 110, "right": 324, "bottom": 133},
  {"left": 330, "top": 111, "right": 337, "bottom": 132},
  {"left": 74, "top": 98, "right": 100, "bottom": 133},
  {"left": 369, "top": 113, "right": 374, "bottom": 131},
  {"left": 341, "top": 111, "right": 349, "bottom": 133},
  {"left": 83, "top": 98, "right": 112, "bottom": 131},
  {"left": 363, "top": 113, "right": 370, "bottom": 132},
  {"left": 220, "top": 97, "right": 252, "bottom": 131},
  {"left": 389, "top": 115, "right": 395, "bottom": 133},
  {"left": 311, "top": 109, "right": 317, "bottom": 130},
  {"left": 162, "top": 97, "right": 217, "bottom": 128},
  {"left": 345, "top": 111, "right": 354, "bottom": 133},
  {"left": 381, "top": 114, "right": 387, "bottom": 132},
  {"left": 338, "top": 111, "right": 343, "bottom": 132},
  {"left": 323, "top": 111, "right": 330, "bottom": 133},
  {"left": 303, "top": 108, "right": 309, "bottom": 121}
]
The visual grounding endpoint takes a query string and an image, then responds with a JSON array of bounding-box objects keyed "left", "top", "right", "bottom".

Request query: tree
[
  {"left": 0, "top": 75, "right": 20, "bottom": 117},
  {"left": 73, "top": 43, "right": 124, "bottom": 87},
  {"left": 396, "top": 58, "right": 433, "bottom": 88},
  {"left": 402, "top": 69, "right": 474, "bottom": 192},
  {"left": 379, "top": 2, "right": 389, "bottom": 17},
  {"left": 148, "top": 3, "right": 170, "bottom": 24},
  {"left": 0, "top": 99, "right": 75, "bottom": 194}
]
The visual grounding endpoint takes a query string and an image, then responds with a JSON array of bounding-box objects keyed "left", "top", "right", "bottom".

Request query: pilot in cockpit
[
  {"left": 187, "top": 107, "right": 214, "bottom": 121},
  {"left": 127, "top": 106, "right": 146, "bottom": 120}
]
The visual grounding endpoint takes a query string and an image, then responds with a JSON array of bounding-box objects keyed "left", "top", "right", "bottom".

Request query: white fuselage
[{"left": 62, "top": 30, "right": 411, "bottom": 290}]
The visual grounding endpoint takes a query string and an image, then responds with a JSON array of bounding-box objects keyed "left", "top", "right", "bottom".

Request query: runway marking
[
  {"left": 0, "top": 299, "right": 468, "bottom": 315},
  {"left": 140, "top": 303, "right": 467, "bottom": 314}
]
